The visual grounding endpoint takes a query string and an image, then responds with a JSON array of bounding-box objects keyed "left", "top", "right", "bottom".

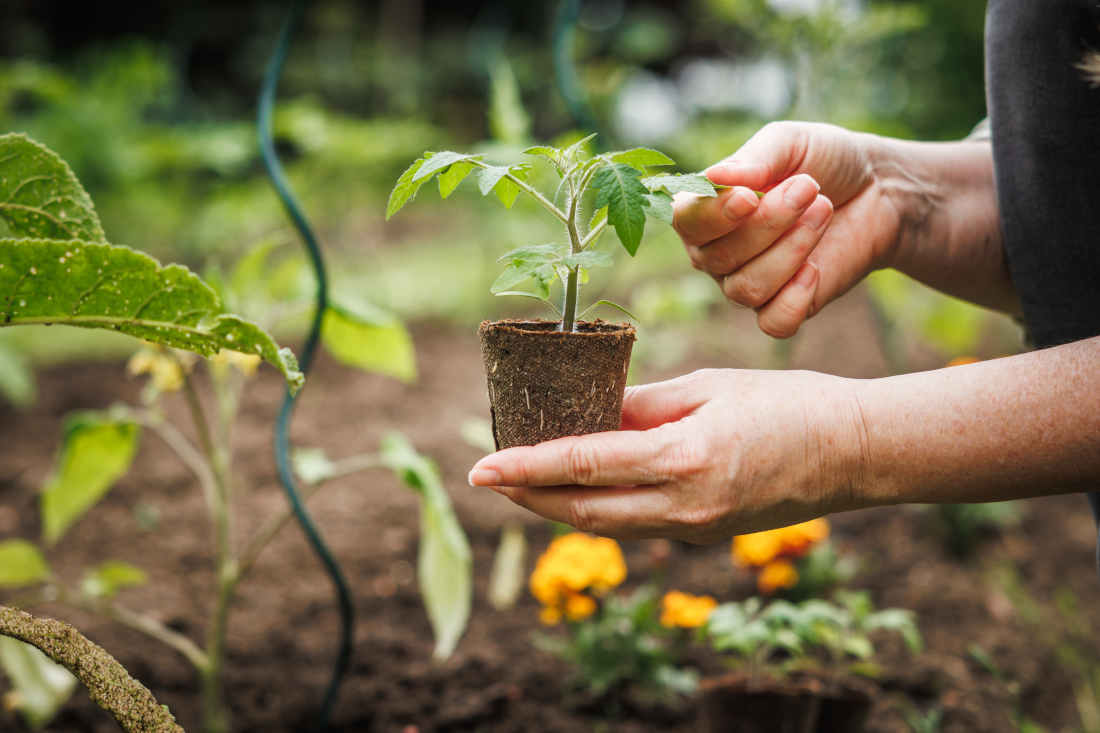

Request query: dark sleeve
[{"left": 985, "top": 0, "right": 1100, "bottom": 348}]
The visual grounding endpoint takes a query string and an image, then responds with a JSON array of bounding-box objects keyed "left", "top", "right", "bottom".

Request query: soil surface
[{"left": 2, "top": 305, "right": 1099, "bottom": 733}]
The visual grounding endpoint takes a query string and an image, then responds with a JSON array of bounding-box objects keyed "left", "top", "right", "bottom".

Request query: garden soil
[{"left": 2, "top": 317, "right": 1099, "bottom": 732}]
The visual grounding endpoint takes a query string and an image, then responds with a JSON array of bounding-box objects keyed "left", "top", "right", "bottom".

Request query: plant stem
[
  {"left": 0, "top": 605, "right": 185, "bottom": 733},
  {"left": 180, "top": 367, "right": 236, "bottom": 733},
  {"left": 561, "top": 181, "right": 584, "bottom": 332},
  {"left": 580, "top": 218, "right": 608, "bottom": 249}
]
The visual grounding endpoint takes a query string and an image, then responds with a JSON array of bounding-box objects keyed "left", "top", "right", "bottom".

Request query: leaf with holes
[
  {"left": 0, "top": 133, "right": 105, "bottom": 242},
  {"left": 592, "top": 163, "right": 649, "bottom": 256},
  {"left": 41, "top": 412, "right": 140, "bottom": 545},
  {"left": 0, "top": 239, "right": 303, "bottom": 391}
]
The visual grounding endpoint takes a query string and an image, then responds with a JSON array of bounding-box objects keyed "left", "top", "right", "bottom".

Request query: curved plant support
[{"left": 0, "top": 605, "right": 184, "bottom": 733}]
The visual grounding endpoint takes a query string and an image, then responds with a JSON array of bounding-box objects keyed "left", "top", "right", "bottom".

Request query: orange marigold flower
[
  {"left": 946, "top": 356, "right": 981, "bottom": 367},
  {"left": 564, "top": 592, "right": 597, "bottom": 621},
  {"left": 530, "top": 533, "right": 626, "bottom": 622},
  {"left": 660, "top": 590, "right": 718, "bottom": 628},
  {"left": 732, "top": 519, "right": 830, "bottom": 567},
  {"left": 757, "top": 559, "right": 799, "bottom": 594},
  {"left": 539, "top": 606, "right": 563, "bottom": 626}
]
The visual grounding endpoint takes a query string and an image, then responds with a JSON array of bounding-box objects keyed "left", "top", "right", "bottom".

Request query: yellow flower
[
  {"left": 211, "top": 348, "right": 261, "bottom": 377},
  {"left": 757, "top": 559, "right": 799, "bottom": 595},
  {"left": 539, "top": 606, "right": 563, "bottom": 626},
  {"left": 530, "top": 532, "right": 627, "bottom": 622},
  {"left": 946, "top": 356, "right": 981, "bottom": 367},
  {"left": 127, "top": 348, "right": 184, "bottom": 392},
  {"left": 660, "top": 590, "right": 718, "bottom": 628},
  {"left": 564, "top": 592, "right": 597, "bottom": 621}
]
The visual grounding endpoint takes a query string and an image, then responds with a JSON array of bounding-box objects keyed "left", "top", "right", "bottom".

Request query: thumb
[
  {"left": 620, "top": 373, "right": 710, "bottom": 431},
  {"left": 704, "top": 121, "right": 810, "bottom": 193}
]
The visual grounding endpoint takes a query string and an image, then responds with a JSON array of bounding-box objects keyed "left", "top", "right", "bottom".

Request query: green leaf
[
  {"left": 438, "top": 161, "right": 475, "bottom": 199},
  {"left": 412, "top": 151, "right": 474, "bottom": 182},
  {"left": 492, "top": 290, "right": 561, "bottom": 316},
  {"left": 643, "top": 192, "right": 674, "bottom": 224},
  {"left": 228, "top": 238, "right": 281, "bottom": 301},
  {"left": 577, "top": 299, "right": 640, "bottom": 322},
  {"left": 385, "top": 156, "right": 428, "bottom": 220},
  {"left": 477, "top": 165, "right": 510, "bottom": 196},
  {"left": 0, "top": 637, "right": 78, "bottom": 730},
  {"left": 379, "top": 432, "right": 472, "bottom": 660},
  {"left": 842, "top": 634, "right": 874, "bottom": 660},
  {"left": 563, "top": 250, "right": 613, "bottom": 270},
  {"left": 0, "top": 239, "right": 304, "bottom": 392},
  {"left": 488, "top": 523, "right": 527, "bottom": 611},
  {"left": 589, "top": 205, "right": 608, "bottom": 231},
  {"left": 459, "top": 418, "right": 497, "bottom": 454},
  {"left": 496, "top": 243, "right": 563, "bottom": 265},
  {"left": 493, "top": 176, "right": 521, "bottom": 208},
  {"left": 592, "top": 164, "right": 649, "bottom": 256},
  {"left": 488, "top": 58, "right": 531, "bottom": 145},
  {"left": 0, "top": 133, "right": 105, "bottom": 243},
  {"left": 563, "top": 133, "right": 598, "bottom": 165},
  {"left": 643, "top": 173, "right": 718, "bottom": 198},
  {"left": 490, "top": 261, "right": 552, "bottom": 294},
  {"left": 292, "top": 447, "right": 337, "bottom": 485},
  {"left": 80, "top": 561, "right": 147, "bottom": 599},
  {"left": 0, "top": 341, "right": 35, "bottom": 407},
  {"left": 321, "top": 302, "right": 416, "bottom": 383},
  {"left": 0, "top": 540, "right": 50, "bottom": 588},
  {"left": 41, "top": 412, "right": 140, "bottom": 545},
  {"left": 608, "top": 148, "right": 675, "bottom": 170},
  {"left": 522, "top": 145, "right": 564, "bottom": 168}
]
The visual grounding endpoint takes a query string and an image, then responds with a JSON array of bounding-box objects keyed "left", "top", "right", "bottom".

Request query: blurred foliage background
[{"left": 0, "top": 0, "right": 1017, "bottom": 390}]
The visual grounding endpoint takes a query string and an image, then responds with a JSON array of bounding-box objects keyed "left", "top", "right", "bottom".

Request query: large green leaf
[
  {"left": 41, "top": 412, "right": 140, "bottom": 545},
  {"left": 0, "top": 540, "right": 51, "bottom": 588},
  {"left": 0, "top": 239, "right": 303, "bottom": 391},
  {"left": 0, "top": 133, "right": 105, "bottom": 243},
  {"left": 592, "top": 163, "right": 649, "bottom": 256},
  {"left": 385, "top": 156, "right": 428, "bottom": 220},
  {"left": 0, "top": 637, "right": 78, "bottom": 730},
  {"left": 379, "top": 432, "right": 472, "bottom": 661},
  {"left": 321, "top": 302, "right": 416, "bottom": 383}
]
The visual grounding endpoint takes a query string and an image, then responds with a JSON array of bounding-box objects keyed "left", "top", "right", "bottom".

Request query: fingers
[
  {"left": 673, "top": 186, "right": 760, "bottom": 247},
  {"left": 755, "top": 261, "right": 820, "bottom": 339},
  {"left": 620, "top": 373, "right": 711, "bottom": 430},
  {"left": 492, "top": 484, "right": 675, "bottom": 539},
  {"left": 689, "top": 174, "right": 822, "bottom": 277},
  {"left": 469, "top": 427, "right": 681, "bottom": 488},
  {"left": 704, "top": 122, "right": 809, "bottom": 190},
  {"left": 720, "top": 195, "right": 833, "bottom": 308}
]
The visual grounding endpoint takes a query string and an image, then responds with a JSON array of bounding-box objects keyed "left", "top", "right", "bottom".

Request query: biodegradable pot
[
  {"left": 700, "top": 674, "right": 821, "bottom": 733},
  {"left": 700, "top": 672, "right": 875, "bottom": 733},
  {"left": 478, "top": 319, "right": 636, "bottom": 449}
]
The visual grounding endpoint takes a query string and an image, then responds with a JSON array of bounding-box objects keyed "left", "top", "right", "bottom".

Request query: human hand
[
  {"left": 467, "top": 368, "right": 863, "bottom": 543},
  {"left": 675, "top": 121, "right": 904, "bottom": 338}
]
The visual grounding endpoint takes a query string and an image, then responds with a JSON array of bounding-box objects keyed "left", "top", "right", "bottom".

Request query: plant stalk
[{"left": 562, "top": 183, "right": 584, "bottom": 332}]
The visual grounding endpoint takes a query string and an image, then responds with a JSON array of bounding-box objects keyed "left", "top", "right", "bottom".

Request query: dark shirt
[{"left": 985, "top": 0, "right": 1100, "bottom": 542}]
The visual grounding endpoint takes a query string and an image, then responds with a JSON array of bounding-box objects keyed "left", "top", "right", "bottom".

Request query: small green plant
[
  {"left": 704, "top": 591, "right": 922, "bottom": 679},
  {"left": 385, "top": 135, "right": 717, "bottom": 331},
  {"left": 528, "top": 533, "right": 697, "bottom": 699},
  {"left": 931, "top": 502, "right": 1021, "bottom": 558}
]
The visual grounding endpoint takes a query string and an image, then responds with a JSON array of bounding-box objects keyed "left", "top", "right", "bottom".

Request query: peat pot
[
  {"left": 699, "top": 672, "right": 874, "bottom": 733},
  {"left": 478, "top": 319, "right": 636, "bottom": 449}
]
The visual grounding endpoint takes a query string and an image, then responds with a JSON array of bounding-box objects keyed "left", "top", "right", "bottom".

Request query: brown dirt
[
  {"left": 478, "top": 320, "right": 635, "bottom": 449},
  {"left": 0, "top": 310, "right": 1098, "bottom": 733}
]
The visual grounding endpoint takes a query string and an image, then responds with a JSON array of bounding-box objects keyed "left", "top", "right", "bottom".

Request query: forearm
[
  {"left": 864, "top": 135, "right": 1020, "bottom": 315},
  {"left": 847, "top": 336, "right": 1100, "bottom": 507}
]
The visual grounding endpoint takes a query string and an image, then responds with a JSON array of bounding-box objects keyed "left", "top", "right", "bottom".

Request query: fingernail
[
  {"left": 783, "top": 175, "right": 819, "bottom": 209},
  {"left": 723, "top": 187, "right": 759, "bottom": 220},
  {"left": 801, "top": 198, "right": 832, "bottom": 230},
  {"left": 794, "top": 261, "right": 819, "bottom": 289},
  {"left": 468, "top": 467, "right": 501, "bottom": 486}
]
